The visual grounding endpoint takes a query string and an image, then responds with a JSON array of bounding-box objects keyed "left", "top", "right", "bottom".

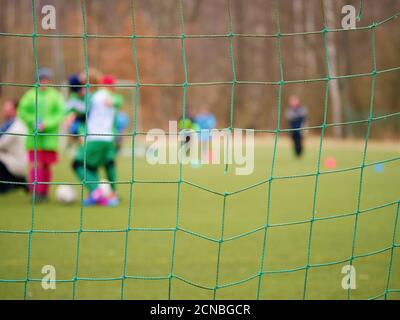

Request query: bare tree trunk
[
  {"left": 340, "top": 29, "right": 353, "bottom": 137},
  {"left": 293, "top": 0, "right": 305, "bottom": 78},
  {"left": 90, "top": 0, "right": 99, "bottom": 67},
  {"left": 235, "top": 0, "right": 247, "bottom": 126},
  {"left": 53, "top": 1, "right": 65, "bottom": 82},
  {"left": 21, "top": 0, "right": 31, "bottom": 85},
  {"left": 6, "top": 0, "right": 16, "bottom": 85},
  {"left": 324, "top": 0, "right": 343, "bottom": 137},
  {"left": 305, "top": 0, "right": 317, "bottom": 76}
]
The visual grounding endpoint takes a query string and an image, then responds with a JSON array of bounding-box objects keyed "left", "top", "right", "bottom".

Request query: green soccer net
[{"left": 0, "top": 0, "right": 399, "bottom": 300}]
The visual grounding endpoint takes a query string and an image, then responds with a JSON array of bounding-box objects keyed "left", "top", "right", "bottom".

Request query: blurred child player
[
  {"left": 0, "top": 100, "right": 27, "bottom": 193},
  {"left": 285, "top": 95, "right": 308, "bottom": 158},
  {"left": 194, "top": 106, "right": 216, "bottom": 163},
  {"left": 65, "top": 74, "right": 86, "bottom": 143},
  {"left": 72, "top": 70, "right": 121, "bottom": 206},
  {"left": 18, "top": 68, "right": 65, "bottom": 201},
  {"left": 101, "top": 74, "right": 127, "bottom": 204}
]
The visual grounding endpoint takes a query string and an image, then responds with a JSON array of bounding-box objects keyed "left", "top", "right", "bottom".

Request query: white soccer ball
[
  {"left": 99, "top": 181, "right": 113, "bottom": 197},
  {"left": 55, "top": 185, "right": 77, "bottom": 204}
]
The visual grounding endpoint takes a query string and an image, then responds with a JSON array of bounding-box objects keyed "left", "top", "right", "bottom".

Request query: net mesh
[{"left": 0, "top": 0, "right": 399, "bottom": 300}]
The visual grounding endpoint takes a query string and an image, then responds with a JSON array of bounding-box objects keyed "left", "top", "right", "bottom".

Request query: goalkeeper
[{"left": 72, "top": 70, "right": 121, "bottom": 206}]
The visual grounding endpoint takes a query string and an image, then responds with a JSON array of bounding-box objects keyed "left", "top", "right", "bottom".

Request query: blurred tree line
[{"left": 0, "top": 0, "right": 399, "bottom": 138}]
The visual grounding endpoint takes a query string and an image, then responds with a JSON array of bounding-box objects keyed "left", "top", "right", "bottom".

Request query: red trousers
[{"left": 28, "top": 150, "right": 58, "bottom": 196}]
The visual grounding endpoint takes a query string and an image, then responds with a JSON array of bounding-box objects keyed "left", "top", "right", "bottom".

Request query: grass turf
[{"left": 0, "top": 137, "right": 399, "bottom": 299}]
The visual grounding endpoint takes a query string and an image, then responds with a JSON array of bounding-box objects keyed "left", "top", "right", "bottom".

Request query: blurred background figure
[
  {"left": 102, "top": 74, "right": 126, "bottom": 204},
  {"left": 115, "top": 111, "right": 130, "bottom": 154},
  {"left": 0, "top": 100, "right": 27, "bottom": 193},
  {"left": 176, "top": 110, "right": 199, "bottom": 165},
  {"left": 101, "top": 75, "right": 128, "bottom": 150},
  {"left": 65, "top": 74, "right": 86, "bottom": 144},
  {"left": 72, "top": 70, "right": 121, "bottom": 206},
  {"left": 178, "top": 110, "right": 197, "bottom": 145},
  {"left": 286, "top": 95, "right": 308, "bottom": 158},
  {"left": 18, "top": 67, "right": 65, "bottom": 201},
  {"left": 195, "top": 106, "right": 216, "bottom": 163}
]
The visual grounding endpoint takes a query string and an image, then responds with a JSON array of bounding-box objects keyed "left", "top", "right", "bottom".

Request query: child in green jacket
[{"left": 18, "top": 68, "right": 65, "bottom": 201}]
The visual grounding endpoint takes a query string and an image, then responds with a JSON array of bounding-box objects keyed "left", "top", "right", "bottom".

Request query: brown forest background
[{"left": 0, "top": 0, "right": 399, "bottom": 138}]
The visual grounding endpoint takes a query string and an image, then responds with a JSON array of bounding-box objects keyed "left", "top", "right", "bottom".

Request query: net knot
[{"left": 370, "top": 22, "right": 377, "bottom": 29}]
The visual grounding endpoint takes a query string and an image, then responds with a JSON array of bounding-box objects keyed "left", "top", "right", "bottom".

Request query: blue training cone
[{"left": 374, "top": 163, "right": 384, "bottom": 173}]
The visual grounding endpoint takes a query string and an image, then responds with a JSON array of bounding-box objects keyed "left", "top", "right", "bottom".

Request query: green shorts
[{"left": 75, "top": 140, "right": 117, "bottom": 168}]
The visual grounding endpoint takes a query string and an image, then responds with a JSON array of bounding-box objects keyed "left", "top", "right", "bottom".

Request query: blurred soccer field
[{"left": 0, "top": 137, "right": 399, "bottom": 300}]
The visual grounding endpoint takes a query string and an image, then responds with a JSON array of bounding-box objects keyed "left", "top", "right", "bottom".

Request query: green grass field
[{"left": 0, "top": 137, "right": 399, "bottom": 300}]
